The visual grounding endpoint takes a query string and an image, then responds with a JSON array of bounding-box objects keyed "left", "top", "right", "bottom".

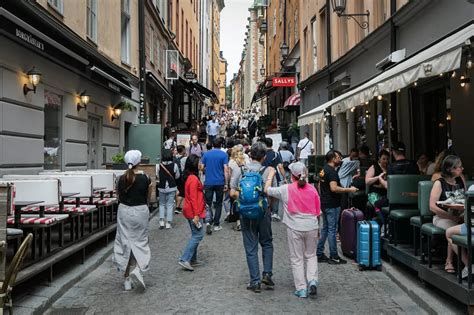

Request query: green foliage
[{"left": 111, "top": 152, "right": 125, "bottom": 164}]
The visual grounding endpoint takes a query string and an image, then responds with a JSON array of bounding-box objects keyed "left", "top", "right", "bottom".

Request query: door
[{"left": 88, "top": 117, "right": 101, "bottom": 169}]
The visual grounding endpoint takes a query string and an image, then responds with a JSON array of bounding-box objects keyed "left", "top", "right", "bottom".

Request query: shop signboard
[{"left": 272, "top": 77, "right": 296, "bottom": 87}]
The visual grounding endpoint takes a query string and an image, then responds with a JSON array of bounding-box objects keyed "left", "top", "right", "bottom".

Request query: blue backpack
[{"left": 236, "top": 167, "right": 268, "bottom": 220}]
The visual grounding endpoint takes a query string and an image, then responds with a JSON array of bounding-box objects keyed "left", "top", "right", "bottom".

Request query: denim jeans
[
  {"left": 241, "top": 211, "right": 273, "bottom": 284},
  {"left": 316, "top": 207, "right": 341, "bottom": 258},
  {"left": 204, "top": 185, "right": 224, "bottom": 226},
  {"left": 208, "top": 135, "right": 216, "bottom": 145},
  {"left": 159, "top": 191, "right": 175, "bottom": 222},
  {"left": 180, "top": 219, "right": 205, "bottom": 263}
]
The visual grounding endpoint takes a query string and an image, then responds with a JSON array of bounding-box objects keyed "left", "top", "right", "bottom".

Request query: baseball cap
[
  {"left": 391, "top": 141, "right": 406, "bottom": 152},
  {"left": 124, "top": 150, "right": 142, "bottom": 169},
  {"left": 288, "top": 162, "right": 306, "bottom": 177}
]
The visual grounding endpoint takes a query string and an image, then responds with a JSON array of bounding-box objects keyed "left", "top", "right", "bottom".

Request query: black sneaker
[
  {"left": 328, "top": 255, "right": 347, "bottom": 265},
  {"left": 317, "top": 254, "right": 329, "bottom": 263},
  {"left": 246, "top": 282, "right": 261, "bottom": 293},
  {"left": 262, "top": 273, "right": 275, "bottom": 289},
  {"left": 308, "top": 280, "right": 318, "bottom": 296},
  {"left": 206, "top": 223, "right": 212, "bottom": 235}
]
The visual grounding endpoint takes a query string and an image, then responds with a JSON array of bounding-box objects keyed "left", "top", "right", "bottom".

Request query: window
[
  {"left": 311, "top": 18, "right": 317, "bottom": 71},
  {"left": 87, "top": 0, "right": 97, "bottom": 42},
  {"left": 121, "top": 0, "right": 131, "bottom": 63},
  {"left": 303, "top": 27, "right": 308, "bottom": 72},
  {"left": 288, "top": 22, "right": 291, "bottom": 46},
  {"left": 319, "top": 9, "right": 327, "bottom": 67},
  {"left": 279, "top": 1, "right": 283, "bottom": 23},
  {"left": 44, "top": 91, "right": 62, "bottom": 170},
  {"left": 169, "top": 0, "right": 173, "bottom": 29},
  {"left": 185, "top": 20, "right": 189, "bottom": 57},
  {"left": 181, "top": 10, "right": 184, "bottom": 48},
  {"left": 294, "top": 10, "right": 299, "bottom": 42},
  {"left": 150, "top": 26, "right": 154, "bottom": 64},
  {"left": 273, "top": 8, "right": 276, "bottom": 37},
  {"left": 48, "top": 0, "right": 63, "bottom": 14},
  {"left": 155, "top": 35, "right": 160, "bottom": 68},
  {"left": 338, "top": 17, "right": 348, "bottom": 56}
]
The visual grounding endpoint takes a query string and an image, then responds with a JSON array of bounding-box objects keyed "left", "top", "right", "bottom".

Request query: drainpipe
[
  {"left": 138, "top": 0, "right": 146, "bottom": 124},
  {"left": 326, "top": 0, "right": 334, "bottom": 149}
]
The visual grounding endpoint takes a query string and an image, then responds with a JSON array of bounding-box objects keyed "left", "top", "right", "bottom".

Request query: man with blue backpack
[{"left": 230, "top": 142, "right": 276, "bottom": 293}]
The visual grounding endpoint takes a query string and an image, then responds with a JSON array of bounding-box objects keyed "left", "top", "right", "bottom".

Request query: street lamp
[
  {"left": 280, "top": 42, "right": 289, "bottom": 61},
  {"left": 260, "top": 64, "right": 265, "bottom": 76},
  {"left": 331, "top": 0, "right": 370, "bottom": 30}
]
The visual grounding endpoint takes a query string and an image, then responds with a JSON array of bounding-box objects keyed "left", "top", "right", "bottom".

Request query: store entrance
[{"left": 411, "top": 84, "right": 449, "bottom": 161}]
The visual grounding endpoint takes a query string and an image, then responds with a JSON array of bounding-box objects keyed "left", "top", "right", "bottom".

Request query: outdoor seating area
[
  {"left": 308, "top": 153, "right": 474, "bottom": 309},
  {"left": 0, "top": 170, "right": 123, "bottom": 287}
]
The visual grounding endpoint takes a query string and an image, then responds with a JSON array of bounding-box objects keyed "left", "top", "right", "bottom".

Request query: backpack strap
[{"left": 160, "top": 163, "right": 174, "bottom": 178}]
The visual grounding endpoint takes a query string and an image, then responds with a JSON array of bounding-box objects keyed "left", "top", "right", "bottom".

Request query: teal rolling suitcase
[{"left": 357, "top": 220, "right": 382, "bottom": 271}]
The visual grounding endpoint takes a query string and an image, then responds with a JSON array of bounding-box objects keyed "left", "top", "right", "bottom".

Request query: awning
[
  {"left": 189, "top": 81, "right": 217, "bottom": 101},
  {"left": 146, "top": 70, "right": 172, "bottom": 100},
  {"left": 298, "top": 23, "right": 474, "bottom": 125},
  {"left": 284, "top": 92, "right": 301, "bottom": 107},
  {"left": 90, "top": 66, "right": 133, "bottom": 92}
]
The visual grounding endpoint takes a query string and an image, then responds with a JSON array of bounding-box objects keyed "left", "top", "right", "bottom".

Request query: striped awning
[{"left": 284, "top": 92, "right": 301, "bottom": 107}]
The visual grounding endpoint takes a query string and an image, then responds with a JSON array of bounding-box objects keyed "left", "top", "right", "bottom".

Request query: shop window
[
  {"left": 87, "top": 0, "right": 97, "bottom": 42},
  {"left": 121, "top": 0, "right": 131, "bottom": 64},
  {"left": 44, "top": 91, "right": 62, "bottom": 170},
  {"left": 355, "top": 106, "right": 368, "bottom": 148}
]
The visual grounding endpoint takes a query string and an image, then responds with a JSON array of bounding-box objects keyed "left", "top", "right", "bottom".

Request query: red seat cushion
[{"left": 8, "top": 216, "right": 56, "bottom": 225}]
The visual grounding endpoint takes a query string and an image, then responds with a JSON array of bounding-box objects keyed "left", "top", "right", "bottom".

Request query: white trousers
[{"left": 287, "top": 227, "right": 319, "bottom": 290}]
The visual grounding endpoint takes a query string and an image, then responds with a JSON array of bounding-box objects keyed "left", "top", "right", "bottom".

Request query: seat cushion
[
  {"left": 389, "top": 209, "right": 419, "bottom": 220},
  {"left": 62, "top": 205, "right": 97, "bottom": 213},
  {"left": 452, "top": 234, "right": 474, "bottom": 248},
  {"left": 410, "top": 216, "right": 421, "bottom": 227},
  {"left": 7, "top": 228, "right": 23, "bottom": 236},
  {"left": 7, "top": 216, "right": 56, "bottom": 226},
  {"left": 421, "top": 223, "right": 445, "bottom": 236},
  {"left": 64, "top": 197, "right": 117, "bottom": 206}
]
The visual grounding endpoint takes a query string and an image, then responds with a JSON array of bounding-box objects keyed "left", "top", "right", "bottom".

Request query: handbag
[{"left": 367, "top": 192, "right": 381, "bottom": 207}]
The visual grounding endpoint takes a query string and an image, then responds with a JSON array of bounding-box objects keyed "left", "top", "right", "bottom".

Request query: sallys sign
[{"left": 272, "top": 77, "right": 296, "bottom": 87}]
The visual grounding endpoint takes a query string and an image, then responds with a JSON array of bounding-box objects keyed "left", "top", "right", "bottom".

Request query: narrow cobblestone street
[{"left": 46, "top": 214, "right": 425, "bottom": 314}]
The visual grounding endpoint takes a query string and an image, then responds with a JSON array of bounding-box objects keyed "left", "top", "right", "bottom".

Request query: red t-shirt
[{"left": 183, "top": 174, "right": 206, "bottom": 219}]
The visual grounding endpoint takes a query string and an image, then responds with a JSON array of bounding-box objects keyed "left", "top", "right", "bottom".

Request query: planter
[{"left": 110, "top": 163, "right": 128, "bottom": 170}]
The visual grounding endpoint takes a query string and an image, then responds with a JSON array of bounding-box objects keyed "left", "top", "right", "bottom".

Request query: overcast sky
[{"left": 220, "top": 0, "right": 254, "bottom": 84}]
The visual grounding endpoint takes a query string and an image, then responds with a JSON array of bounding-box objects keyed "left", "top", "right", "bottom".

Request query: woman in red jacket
[{"left": 179, "top": 154, "right": 206, "bottom": 271}]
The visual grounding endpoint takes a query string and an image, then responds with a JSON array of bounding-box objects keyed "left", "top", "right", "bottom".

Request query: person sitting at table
[
  {"left": 417, "top": 152, "right": 435, "bottom": 175},
  {"left": 446, "top": 221, "right": 474, "bottom": 279},
  {"left": 429, "top": 155, "right": 466, "bottom": 274},
  {"left": 365, "top": 150, "right": 390, "bottom": 220}
]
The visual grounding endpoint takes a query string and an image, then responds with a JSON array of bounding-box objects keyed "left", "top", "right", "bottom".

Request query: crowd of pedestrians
[{"left": 112, "top": 112, "right": 472, "bottom": 298}]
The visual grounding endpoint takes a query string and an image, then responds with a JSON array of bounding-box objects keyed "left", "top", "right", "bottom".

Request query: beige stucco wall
[{"left": 36, "top": 0, "right": 140, "bottom": 77}]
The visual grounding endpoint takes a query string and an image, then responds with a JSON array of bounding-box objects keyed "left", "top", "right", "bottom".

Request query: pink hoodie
[{"left": 287, "top": 182, "right": 321, "bottom": 216}]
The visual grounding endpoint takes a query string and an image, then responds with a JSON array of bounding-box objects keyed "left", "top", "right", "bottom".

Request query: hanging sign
[{"left": 272, "top": 77, "right": 296, "bottom": 87}]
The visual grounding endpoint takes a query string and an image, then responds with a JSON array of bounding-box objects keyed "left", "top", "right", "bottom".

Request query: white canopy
[{"left": 299, "top": 23, "right": 473, "bottom": 125}]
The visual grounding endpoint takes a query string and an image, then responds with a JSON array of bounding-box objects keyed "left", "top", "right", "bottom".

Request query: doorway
[{"left": 88, "top": 116, "right": 101, "bottom": 169}]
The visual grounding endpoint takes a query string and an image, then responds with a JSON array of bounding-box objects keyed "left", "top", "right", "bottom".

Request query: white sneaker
[
  {"left": 159, "top": 219, "right": 165, "bottom": 229},
  {"left": 165, "top": 222, "right": 172, "bottom": 229},
  {"left": 213, "top": 225, "right": 222, "bottom": 232},
  {"left": 129, "top": 267, "right": 146, "bottom": 290},
  {"left": 124, "top": 277, "right": 133, "bottom": 291}
]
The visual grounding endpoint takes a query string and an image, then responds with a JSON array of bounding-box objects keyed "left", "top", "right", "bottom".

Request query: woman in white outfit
[
  {"left": 264, "top": 162, "right": 321, "bottom": 298},
  {"left": 113, "top": 150, "right": 152, "bottom": 291}
]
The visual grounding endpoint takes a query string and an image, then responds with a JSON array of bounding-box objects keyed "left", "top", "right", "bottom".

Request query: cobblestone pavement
[{"left": 46, "top": 214, "right": 425, "bottom": 314}]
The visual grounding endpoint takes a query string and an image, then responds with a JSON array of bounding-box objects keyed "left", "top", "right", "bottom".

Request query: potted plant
[
  {"left": 111, "top": 152, "right": 128, "bottom": 170},
  {"left": 141, "top": 155, "right": 150, "bottom": 164}
]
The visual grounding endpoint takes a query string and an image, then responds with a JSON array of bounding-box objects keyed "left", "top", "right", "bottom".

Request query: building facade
[
  {"left": 0, "top": 0, "right": 140, "bottom": 175},
  {"left": 297, "top": 0, "right": 474, "bottom": 176},
  {"left": 218, "top": 51, "right": 227, "bottom": 109}
]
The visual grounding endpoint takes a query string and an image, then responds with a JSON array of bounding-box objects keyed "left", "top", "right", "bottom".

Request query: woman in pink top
[{"left": 264, "top": 162, "right": 321, "bottom": 299}]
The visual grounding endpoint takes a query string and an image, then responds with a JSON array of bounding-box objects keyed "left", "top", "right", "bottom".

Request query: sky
[{"left": 220, "top": 0, "right": 254, "bottom": 84}]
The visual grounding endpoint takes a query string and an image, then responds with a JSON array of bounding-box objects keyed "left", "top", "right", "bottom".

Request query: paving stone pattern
[{"left": 46, "top": 215, "right": 426, "bottom": 314}]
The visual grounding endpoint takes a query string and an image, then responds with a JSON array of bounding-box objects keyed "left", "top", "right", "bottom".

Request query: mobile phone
[{"left": 194, "top": 220, "right": 202, "bottom": 230}]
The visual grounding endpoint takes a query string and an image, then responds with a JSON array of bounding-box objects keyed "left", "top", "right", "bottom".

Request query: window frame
[
  {"left": 121, "top": 0, "right": 131, "bottom": 64},
  {"left": 86, "top": 0, "right": 98, "bottom": 43},
  {"left": 47, "top": 0, "right": 64, "bottom": 15}
]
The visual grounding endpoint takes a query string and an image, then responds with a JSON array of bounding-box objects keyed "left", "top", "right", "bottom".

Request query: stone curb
[{"left": 382, "top": 261, "right": 463, "bottom": 314}]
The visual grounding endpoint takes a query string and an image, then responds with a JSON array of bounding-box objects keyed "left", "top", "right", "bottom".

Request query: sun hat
[{"left": 124, "top": 150, "right": 142, "bottom": 169}]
